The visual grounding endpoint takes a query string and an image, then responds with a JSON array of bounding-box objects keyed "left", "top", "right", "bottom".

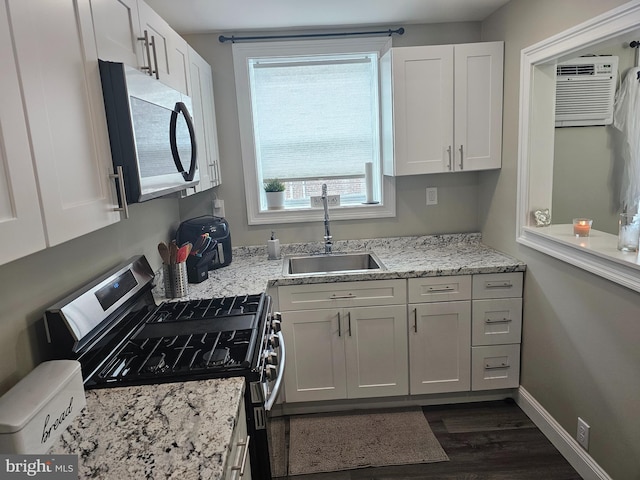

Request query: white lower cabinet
[
  {"left": 409, "top": 300, "right": 471, "bottom": 395},
  {"left": 279, "top": 272, "right": 523, "bottom": 405},
  {"left": 280, "top": 280, "right": 408, "bottom": 403},
  {"left": 471, "top": 272, "right": 524, "bottom": 391},
  {"left": 225, "top": 395, "right": 252, "bottom": 480}
]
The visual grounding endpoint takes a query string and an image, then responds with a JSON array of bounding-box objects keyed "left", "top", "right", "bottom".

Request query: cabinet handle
[
  {"left": 427, "top": 285, "right": 454, "bottom": 292},
  {"left": 347, "top": 311, "right": 352, "bottom": 336},
  {"left": 337, "top": 312, "right": 341, "bottom": 337},
  {"left": 138, "top": 30, "right": 153, "bottom": 76},
  {"left": 231, "top": 434, "right": 250, "bottom": 477},
  {"left": 150, "top": 35, "right": 160, "bottom": 80},
  {"left": 459, "top": 145, "right": 464, "bottom": 170},
  {"left": 109, "top": 166, "right": 130, "bottom": 219},
  {"left": 330, "top": 293, "right": 356, "bottom": 299},
  {"left": 485, "top": 363, "right": 510, "bottom": 370},
  {"left": 446, "top": 145, "right": 452, "bottom": 171},
  {"left": 486, "top": 317, "right": 512, "bottom": 324},
  {"left": 485, "top": 281, "right": 513, "bottom": 289},
  {"left": 413, "top": 308, "right": 418, "bottom": 333}
]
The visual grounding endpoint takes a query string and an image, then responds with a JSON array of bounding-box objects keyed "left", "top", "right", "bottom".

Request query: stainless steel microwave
[{"left": 98, "top": 60, "right": 199, "bottom": 203}]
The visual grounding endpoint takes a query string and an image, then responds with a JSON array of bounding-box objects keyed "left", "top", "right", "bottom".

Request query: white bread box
[{"left": 0, "top": 360, "right": 85, "bottom": 453}]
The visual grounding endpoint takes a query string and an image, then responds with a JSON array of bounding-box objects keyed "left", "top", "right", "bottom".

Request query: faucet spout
[{"left": 321, "top": 184, "right": 332, "bottom": 254}]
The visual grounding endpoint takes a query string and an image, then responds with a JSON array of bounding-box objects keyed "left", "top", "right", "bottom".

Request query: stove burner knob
[
  {"left": 271, "top": 313, "right": 282, "bottom": 333},
  {"left": 268, "top": 333, "right": 280, "bottom": 348},
  {"left": 263, "top": 350, "right": 278, "bottom": 365},
  {"left": 264, "top": 365, "right": 277, "bottom": 381}
]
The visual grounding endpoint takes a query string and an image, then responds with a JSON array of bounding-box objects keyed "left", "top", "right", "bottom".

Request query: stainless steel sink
[{"left": 283, "top": 252, "right": 385, "bottom": 276}]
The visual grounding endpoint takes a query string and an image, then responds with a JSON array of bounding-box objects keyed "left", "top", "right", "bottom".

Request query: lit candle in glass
[{"left": 573, "top": 218, "right": 593, "bottom": 237}]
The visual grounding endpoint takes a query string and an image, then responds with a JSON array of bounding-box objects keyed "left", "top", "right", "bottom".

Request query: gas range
[{"left": 43, "top": 255, "right": 283, "bottom": 479}]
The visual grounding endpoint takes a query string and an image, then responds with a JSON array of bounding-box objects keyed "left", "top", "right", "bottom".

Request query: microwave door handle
[{"left": 169, "top": 101, "right": 198, "bottom": 181}]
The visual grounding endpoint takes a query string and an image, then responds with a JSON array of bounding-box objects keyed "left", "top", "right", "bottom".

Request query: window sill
[
  {"left": 250, "top": 201, "right": 395, "bottom": 225},
  {"left": 518, "top": 225, "right": 640, "bottom": 293}
]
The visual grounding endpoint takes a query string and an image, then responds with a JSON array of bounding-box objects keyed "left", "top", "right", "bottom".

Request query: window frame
[{"left": 232, "top": 37, "right": 395, "bottom": 225}]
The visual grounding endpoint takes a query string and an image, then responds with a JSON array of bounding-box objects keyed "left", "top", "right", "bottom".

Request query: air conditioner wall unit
[{"left": 555, "top": 56, "right": 618, "bottom": 127}]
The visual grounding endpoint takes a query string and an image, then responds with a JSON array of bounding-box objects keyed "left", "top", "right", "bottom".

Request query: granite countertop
[
  {"left": 49, "top": 377, "right": 245, "bottom": 480},
  {"left": 156, "top": 233, "right": 526, "bottom": 300},
  {"left": 49, "top": 234, "right": 524, "bottom": 479}
]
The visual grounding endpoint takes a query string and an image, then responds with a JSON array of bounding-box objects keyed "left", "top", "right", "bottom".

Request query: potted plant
[{"left": 264, "top": 178, "right": 286, "bottom": 210}]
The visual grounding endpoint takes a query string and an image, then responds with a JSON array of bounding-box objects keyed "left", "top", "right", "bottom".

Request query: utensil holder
[{"left": 163, "top": 262, "right": 189, "bottom": 298}]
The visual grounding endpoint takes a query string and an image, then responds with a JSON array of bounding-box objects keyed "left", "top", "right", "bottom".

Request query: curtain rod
[{"left": 219, "top": 27, "right": 404, "bottom": 43}]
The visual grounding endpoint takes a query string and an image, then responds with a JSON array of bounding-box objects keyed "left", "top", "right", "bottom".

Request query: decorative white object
[
  {"left": 0, "top": 360, "right": 85, "bottom": 454},
  {"left": 364, "top": 162, "right": 375, "bottom": 204}
]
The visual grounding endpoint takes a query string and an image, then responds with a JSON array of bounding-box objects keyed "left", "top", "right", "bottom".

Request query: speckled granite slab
[
  {"left": 154, "top": 233, "right": 526, "bottom": 300},
  {"left": 48, "top": 377, "right": 244, "bottom": 480}
]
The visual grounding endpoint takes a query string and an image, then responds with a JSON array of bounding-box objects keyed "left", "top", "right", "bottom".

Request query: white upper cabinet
[
  {"left": 91, "top": 0, "right": 191, "bottom": 94},
  {"left": 0, "top": 2, "right": 47, "bottom": 264},
  {"left": 3, "top": 0, "right": 120, "bottom": 259},
  {"left": 382, "top": 42, "right": 504, "bottom": 175},
  {"left": 90, "top": 0, "right": 143, "bottom": 68},
  {"left": 186, "top": 47, "right": 222, "bottom": 195}
]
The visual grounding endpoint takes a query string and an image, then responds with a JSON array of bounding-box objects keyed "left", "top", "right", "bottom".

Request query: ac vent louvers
[{"left": 555, "top": 56, "right": 618, "bottom": 127}]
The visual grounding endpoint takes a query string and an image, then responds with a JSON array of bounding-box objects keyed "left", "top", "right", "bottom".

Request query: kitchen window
[{"left": 233, "top": 38, "right": 396, "bottom": 225}]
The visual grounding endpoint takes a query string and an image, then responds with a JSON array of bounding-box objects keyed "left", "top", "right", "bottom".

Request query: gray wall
[
  {"left": 181, "top": 23, "right": 484, "bottom": 247},
  {"left": 0, "top": 199, "right": 179, "bottom": 394},
  {"left": 480, "top": 1, "right": 640, "bottom": 478}
]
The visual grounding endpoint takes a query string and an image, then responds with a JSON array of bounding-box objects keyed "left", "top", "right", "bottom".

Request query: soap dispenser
[{"left": 267, "top": 231, "right": 280, "bottom": 260}]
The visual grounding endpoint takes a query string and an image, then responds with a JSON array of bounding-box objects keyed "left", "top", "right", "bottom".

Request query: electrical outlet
[
  {"left": 577, "top": 417, "right": 590, "bottom": 450},
  {"left": 213, "top": 199, "right": 225, "bottom": 217},
  {"left": 310, "top": 194, "right": 341, "bottom": 208},
  {"left": 426, "top": 187, "right": 438, "bottom": 206}
]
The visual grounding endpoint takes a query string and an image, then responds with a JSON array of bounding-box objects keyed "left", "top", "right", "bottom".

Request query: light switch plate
[{"left": 426, "top": 187, "right": 438, "bottom": 206}]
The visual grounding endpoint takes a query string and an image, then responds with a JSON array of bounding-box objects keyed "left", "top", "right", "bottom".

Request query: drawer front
[
  {"left": 278, "top": 279, "right": 406, "bottom": 310},
  {"left": 472, "top": 298, "right": 522, "bottom": 346},
  {"left": 471, "top": 344, "right": 521, "bottom": 391},
  {"left": 472, "top": 272, "right": 523, "bottom": 299},
  {"left": 407, "top": 276, "right": 471, "bottom": 303}
]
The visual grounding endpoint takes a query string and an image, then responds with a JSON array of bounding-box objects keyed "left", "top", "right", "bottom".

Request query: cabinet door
[
  {"left": 187, "top": 47, "right": 222, "bottom": 195},
  {"left": 281, "top": 309, "right": 347, "bottom": 403},
  {"left": 409, "top": 301, "right": 471, "bottom": 394},
  {"left": 390, "top": 45, "right": 454, "bottom": 175},
  {"left": 345, "top": 305, "right": 408, "bottom": 398},
  {"left": 453, "top": 42, "right": 503, "bottom": 171},
  {"left": 224, "top": 396, "right": 252, "bottom": 480},
  {"left": 137, "top": 0, "right": 190, "bottom": 94},
  {"left": 0, "top": 2, "right": 47, "bottom": 265},
  {"left": 9, "top": 0, "right": 120, "bottom": 246},
  {"left": 90, "top": 0, "right": 143, "bottom": 68}
]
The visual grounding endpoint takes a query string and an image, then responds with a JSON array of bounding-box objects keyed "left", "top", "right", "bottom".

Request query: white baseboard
[{"left": 516, "top": 386, "right": 611, "bottom": 480}]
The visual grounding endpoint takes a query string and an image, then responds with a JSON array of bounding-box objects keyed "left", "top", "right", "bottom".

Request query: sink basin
[{"left": 283, "top": 252, "right": 385, "bottom": 276}]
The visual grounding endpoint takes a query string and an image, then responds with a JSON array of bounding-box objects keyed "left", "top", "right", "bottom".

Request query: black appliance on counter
[
  {"left": 99, "top": 60, "right": 199, "bottom": 204},
  {"left": 176, "top": 216, "right": 232, "bottom": 283},
  {"left": 43, "top": 255, "right": 283, "bottom": 480}
]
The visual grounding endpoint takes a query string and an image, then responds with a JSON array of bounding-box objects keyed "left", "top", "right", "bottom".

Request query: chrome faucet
[{"left": 321, "top": 184, "right": 332, "bottom": 254}]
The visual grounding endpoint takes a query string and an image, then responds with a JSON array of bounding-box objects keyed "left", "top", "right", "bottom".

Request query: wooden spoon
[
  {"left": 158, "top": 242, "right": 170, "bottom": 264},
  {"left": 169, "top": 240, "right": 178, "bottom": 265}
]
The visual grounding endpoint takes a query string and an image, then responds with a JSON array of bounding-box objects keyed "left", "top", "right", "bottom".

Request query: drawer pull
[
  {"left": 231, "top": 434, "right": 251, "bottom": 477},
  {"left": 485, "top": 363, "right": 510, "bottom": 370},
  {"left": 427, "top": 285, "right": 454, "bottom": 292},
  {"left": 485, "top": 281, "right": 513, "bottom": 289},
  {"left": 486, "top": 317, "right": 512, "bottom": 324},
  {"left": 330, "top": 293, "right": 356, "bottom": 299}
]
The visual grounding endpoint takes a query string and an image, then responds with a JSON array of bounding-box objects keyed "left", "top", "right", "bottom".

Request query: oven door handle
[{"left": 264, "top": 331, "right": 285, "bottom": 412}]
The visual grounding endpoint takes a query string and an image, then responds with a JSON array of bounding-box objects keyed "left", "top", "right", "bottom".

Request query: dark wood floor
[{"left": 272, "top": 399, "right": 583, "bottom": 480}]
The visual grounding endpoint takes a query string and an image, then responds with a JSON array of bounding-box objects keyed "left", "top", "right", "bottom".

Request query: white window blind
[{"left": 249, "top": 54, "right": 379, "bottom": 183}]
